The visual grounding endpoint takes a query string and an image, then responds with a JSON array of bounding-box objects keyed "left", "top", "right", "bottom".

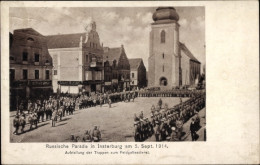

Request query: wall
[{"left": 181, "top": 49, "right": 191, "bottom": 85}]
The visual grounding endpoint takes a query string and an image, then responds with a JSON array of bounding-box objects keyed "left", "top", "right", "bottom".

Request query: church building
[{"left": 148, "top": 7, "right": 201, "bottom": 89}]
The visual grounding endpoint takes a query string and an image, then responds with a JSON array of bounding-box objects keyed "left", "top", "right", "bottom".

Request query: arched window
[
  {"left": 161, "top": 30, "right": 166, "bottom": 43},
  {"left": 160, "top": 77, "right": 167, "bottom": 86}
]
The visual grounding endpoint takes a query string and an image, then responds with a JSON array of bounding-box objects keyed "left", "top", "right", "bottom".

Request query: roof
[
  {"left": 129, "top": 58, "right": 142, "bottom": 70},
  {"left": 179, "top": 42, "right": 200, "bottom": 63},
  {"left": 46, "top": 33, "right": 86, "bottom": 49},
  {"left": 14, "top": 28, "right": 44, "bottom": 36},
  {"left": 103, "top": 47, "right": 122, "bottom": 64}
]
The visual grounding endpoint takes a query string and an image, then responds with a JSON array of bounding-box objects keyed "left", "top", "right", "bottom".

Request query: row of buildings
[
  {"left": 9, "top": 6, "right": 203, "bottom": 110},
  {"left": 9, "top": 22, "right": 147, "bottom": 109}
]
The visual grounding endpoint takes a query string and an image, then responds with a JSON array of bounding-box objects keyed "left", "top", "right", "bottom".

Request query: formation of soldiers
[
  {"left": 12, "top": 91, "right": 138, "bottom": 135},
  {"left": 70, "top": 126, "right": 101, "bottom": 142},
  {"left": 77, "top": 91, "right": 138, "bottom": 109},
  {"left": 134, "top": 91, "right": 205, "bottom": 142},
  {"left": 138, "top": 89, "right": 205, "bottom": 98},
  {"left": 13, "top": 96, "right": 77, "bottom": 134}
]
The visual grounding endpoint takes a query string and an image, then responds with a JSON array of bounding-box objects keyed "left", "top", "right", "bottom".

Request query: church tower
[{"left": 148, "top": 7, "right": 181, "bottom": 89}]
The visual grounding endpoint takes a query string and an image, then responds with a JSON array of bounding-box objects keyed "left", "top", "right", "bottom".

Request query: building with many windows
[
  {"left": 9, "top": 28, "right": 53, "bottom": 110},
  {"left": 129, "top": 58, "right": 147, "bottom": 89},
  {"left": 103, "top": 45, "right": 130, "bottom": 92},
  {"left": 46, "top": 22, "right": 104, "bottom": 94},
  {"left": 148, "top": 7, "right": 201, "bottom": 89}
]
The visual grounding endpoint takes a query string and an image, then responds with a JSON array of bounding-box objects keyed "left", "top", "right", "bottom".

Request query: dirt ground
[{"left": 10, "top": 97, "right": 205, "bottom": 142}]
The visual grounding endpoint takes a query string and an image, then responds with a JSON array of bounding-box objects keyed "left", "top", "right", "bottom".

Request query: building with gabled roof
[
  {"left": 103, "top": 45, "right": 130, "bottom": 92},
  {"left": 9, "top": 28, "right": 53, "bottom": 110},
  {"left": 129, "top": 58, "right": 147, "bottom": 89},
  {"left": 46, "top": 22, "right": 104, "bottom": 94}
]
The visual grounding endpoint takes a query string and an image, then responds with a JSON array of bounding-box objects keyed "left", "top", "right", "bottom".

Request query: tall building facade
[
  {"left": 103, "top": 45, "right": 130, "bottom": 92},
  {"left": 148, "top": 7, "right": 201, "bottom": 89},
  {"left": 47, "top": 22, "right": 104, "bottom": 94},
  {"left": 10, "top": 28, "right": 53, "bottom": 110}
]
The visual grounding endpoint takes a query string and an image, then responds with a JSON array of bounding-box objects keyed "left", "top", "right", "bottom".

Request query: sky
[{"left": 9, "top": 7, "right": 205, "bottom": 69}]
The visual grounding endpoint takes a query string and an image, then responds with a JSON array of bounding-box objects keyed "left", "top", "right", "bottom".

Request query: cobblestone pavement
[{"left": 10, "top": 97, "right": 205, "bottom": 142}]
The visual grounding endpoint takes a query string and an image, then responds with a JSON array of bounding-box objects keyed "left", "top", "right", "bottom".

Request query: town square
[{"left": 9, "top": 6, "right": 206, "bottom": 142}]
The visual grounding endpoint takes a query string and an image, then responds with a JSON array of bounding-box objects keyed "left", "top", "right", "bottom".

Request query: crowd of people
[
  {"left": 133, "top": 91, "right": 205, "bottom": 142},
  {"left": 138, "top": 89, "right": 205, "bottom": 98},
  {"left": 12, "top": 91, "right": 137, "bottom": 135},
  {"left": 12, "top": 89, "right": 205, "bottom": 142}
]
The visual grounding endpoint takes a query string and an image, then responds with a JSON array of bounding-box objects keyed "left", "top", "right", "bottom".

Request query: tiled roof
[
  {"left": 103, "top": 47, "right": 122, "bottom": 64},
  {"left": 129, "top": 58, "right": 142, "bottom": 70},
  {"left": 46, "top": 33, "right": 86, "bottom": 49},
  {"left": 179, "top": 42, "right": 200, "bottom": 63}
]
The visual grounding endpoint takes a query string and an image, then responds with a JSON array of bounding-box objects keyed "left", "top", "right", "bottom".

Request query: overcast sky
[{"left": 9, "top": 7, "right": 205, "bottom": 69}]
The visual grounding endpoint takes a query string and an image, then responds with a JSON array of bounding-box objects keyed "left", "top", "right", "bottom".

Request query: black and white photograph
[
  {"left": 1, "top": 1, "right": 259, "bottom": 164},
  {"left": 9, "top": 6, "right": 206, "bottom": 142}
]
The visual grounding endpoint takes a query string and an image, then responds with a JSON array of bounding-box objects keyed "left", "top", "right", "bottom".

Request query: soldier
[
  {"left": 83, "top": 130, "right": 92, "bottom": 142},
  {"left": 100, "top": 96, "right": 103, "bottom": 107},
  {"left": 151, "top": 105, "right": 155, "bottom": 114},
  {"left": 19, "top": 115, "right": 26, "bottom": 133},
  {"left": 13, "top": 115, "right": 20, "bottom": 135},
  {"left": 154, "top": 120, "right": 161, "bottom": 141},
  {"left": 32, "top": 111, "right": 38, "bottom": 128},
  {"left": 51, "top": 109, "right": 57, "bottom": 127},
  {"left": 190, "top": 118, "right": 197, "bottom": 141},
  {"left": 132, "top": 92, "right": 135, "bottom": 102},
  {"left": 175, "top": 118, "right": 183, "bottom": 140},
  {"left": 160, "top": 118, "right": 167, "bottom": 141},
  {"left": 108, "top": 97, "right": 112, "bottom": 108},
  {"left": 139, "top": 111, "right": 144, "bottom": 119},
  {"left": 28, "top": 112, "right": 34, "bottom": 130},
  {"left": 57, "top": 106, "right": 63, "bottom": 122},
  {"left": 134, "top": 113, "right": 139, "bottom": 121},
  {"left": 134, "top": 121, "right": 140, "bottom": 142},
  {"left": 170, "top": 127, "right": 179, "bottom": 141},
  {"left": 92, "top": 126, "right": 101, "bottom": 142}
]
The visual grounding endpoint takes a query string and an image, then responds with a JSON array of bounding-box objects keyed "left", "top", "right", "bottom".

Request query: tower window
[
  {"left": 161, "top": 30, "right": 166, "bottom": 43},
  {"left": 163, "top": 65, "right": 164, "bottom": 72},
  {"left": 162, "top": 53, "right": 164, "bottom": 59}
]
